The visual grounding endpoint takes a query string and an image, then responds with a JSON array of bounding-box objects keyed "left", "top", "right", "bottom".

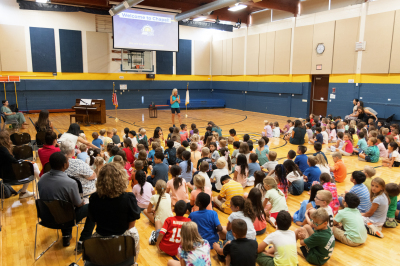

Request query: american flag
[{"left": 112, "top": 92, "right": 118, "bottom": 108}]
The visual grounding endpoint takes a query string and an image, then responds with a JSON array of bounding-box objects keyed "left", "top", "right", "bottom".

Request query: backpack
[{"left": 0, "top": 181, "right": 18, "bottom": 198}]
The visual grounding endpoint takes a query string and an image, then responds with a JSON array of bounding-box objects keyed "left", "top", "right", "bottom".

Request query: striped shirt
[
  {"left": 219, "top": 180, "right": 244, "bottom": 213},
  {"left": 349, "top": 184, "right": 371, "bottom": 213}
]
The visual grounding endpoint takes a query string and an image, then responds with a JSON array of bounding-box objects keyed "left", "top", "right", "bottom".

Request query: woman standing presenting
[{"left": 170, "top": 88, "right": 181, "bottom": 127}]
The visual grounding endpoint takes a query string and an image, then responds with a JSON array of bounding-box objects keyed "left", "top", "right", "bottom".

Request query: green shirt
[
  {"left": 365, "top": 145, "right": 379, "bottom": 163},
  {"left": 387, "top": 196, "right": 397, "bottom": 218},
  {"left": 1, "top": 106, "right": 11, "bottom": 114},
  {"left": 304, "top": 228, "right": 335, "bottom": 265},
  {"left": 334, "top": 208, "right": 367, "bottom": 244}
]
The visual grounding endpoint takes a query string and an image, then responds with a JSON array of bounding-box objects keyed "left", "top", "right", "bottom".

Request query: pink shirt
[
  {"left": 344, "top": 140, "right": 353, "bottom": 154},
  {"left": 167, "top": 178, "right": 189, "bottom": 204},
  {"left": 132, "top": 182, "right": 154, "bottom": 209},
  {"left": 235, "top": 165, "right": 249, "bottom": 188},
  {"left": 190, "top": 187, "right": 212, "bottom": 212},
  {"left": 377, "top": 142, "right": 388, "bottom": 158},
  {"left": 329, "top": 129, "right": 337, "bottom": 140},
  {"left": 179, "top": 131, "right": 189, "bottom": 143},
  {"left": 323, "top": 182, "right": 340, "bottom": 215}
]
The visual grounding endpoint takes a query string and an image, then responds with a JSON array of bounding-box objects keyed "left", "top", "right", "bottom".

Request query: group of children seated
[{"left": 72, "top": 116, "right": 400, "bottom": 266}]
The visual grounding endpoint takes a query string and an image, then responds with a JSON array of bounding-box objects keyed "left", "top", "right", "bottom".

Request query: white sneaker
[{"left": 19, "top": 191, "right": 34, "bottom": 199}]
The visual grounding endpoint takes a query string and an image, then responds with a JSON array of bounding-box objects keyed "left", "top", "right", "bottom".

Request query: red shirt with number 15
[{"left": 159, "top": 216, "right": 191, "bottom": 256}]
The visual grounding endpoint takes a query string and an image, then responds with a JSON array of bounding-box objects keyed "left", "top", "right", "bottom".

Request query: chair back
[
  {"left": 10, "top": 132, "right": 31, "bottom": 146},
  {"left": 68, "top": 175, "right": 84, "bottom": 195},
  {"left": 12, "top": 145, "right": 34, "bottom": 160},
  {"left": 36, "top": 131, "right": 47, "bottom": 146},
  {"left": 35, "top": 199, "right": 76, "bottom": 229},
  {"left": 12, "top": 160, "right": 34, "bottom": 181},
  {"left": 1, "top": 113, "right": 5, "bottom": 123},
  {"left": 83, "top": 236, "right": 136, "bottom": 266},
  {"left": 42, "top": 162, "right": 52, "bottom": 174}
]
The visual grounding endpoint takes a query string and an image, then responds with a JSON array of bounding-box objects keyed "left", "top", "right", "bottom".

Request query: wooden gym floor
[{"left": 1, "top": 108, "right": 400, "bottom": 266}]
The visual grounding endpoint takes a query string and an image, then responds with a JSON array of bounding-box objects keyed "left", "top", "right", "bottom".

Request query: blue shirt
[
  {"left": 148, "top": 150, "right": 155, "bottom": 162},
  {"left": 248, "top": 162, "right": 261, "bottom": 177},
  {"left": 357, "top": 138, "right": 368, "bottom": 151},
  {"left": 313, "top": 151, "right": 328, "bottom": 163},
  {"left": 294, "top": 154, "right": 309, "bottom": 173},
  {"left": 179, "top": 160, "right": 193, "bottom": 183},
  {"left": 171, "top": 95, "right": 180, "bottom": 108},
  {"left": 151, "top": 162, "right": 169, "bottom": 183},
  {"left": 349, "top": 184, "right": 371, "bottom": 213},
  {"left": 303, "top": 166, "right": 321, "bottom": 186},
  {"left": 315, "top": 133, "right": 323, "bottom": 144},
  {"left": 92, "top": 138, "right": 103, "bottom": 149},
  {"left": 189, "top": 209, "right": 221, "bottom": 248},
  {"left": 77, "top": 152, "right": 88, "bottom": 162}
]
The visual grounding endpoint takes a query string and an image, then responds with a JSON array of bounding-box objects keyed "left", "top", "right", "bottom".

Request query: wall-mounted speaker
[{"left": 146, "top": 74, "right": 155, "bottom": 79}]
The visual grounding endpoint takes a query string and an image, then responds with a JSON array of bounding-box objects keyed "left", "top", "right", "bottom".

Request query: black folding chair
[
  {"left": 83, "top": 236, "right": 136, "bottom": 266},
  {"left": 34, "top": 199, "right": 83, "bottom": 262},
  {"left": 1, "top": 160, "right": 35, "bottom": 210},
  {"left": 12, "top": 144, "right": 34, "bottom": 161},
  {"left": 1, "top": 112, "right": 19, "bottom": 131},
  {"left": 68, "top": 175, "right": 84, "bottom": 198},
  {"left": 35, "top": 131, "right": 47, "bottom": 147},
  {"left": 10, "top": 132, "right": 31, "bottom": 146}
]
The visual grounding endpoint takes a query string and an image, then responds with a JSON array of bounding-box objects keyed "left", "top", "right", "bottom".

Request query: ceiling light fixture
[
  {"left": 228, "top": 3, "right": 247, "bottom": 12},
  {"left": 193, "top": 17, "right": 207, "bottom": 22},
  {"left": 36, "top": 0, "right": 49, "bottom": 3}
]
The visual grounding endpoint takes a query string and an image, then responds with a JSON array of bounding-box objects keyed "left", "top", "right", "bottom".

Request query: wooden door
[{"left": 310, "top": 75, "right": 329, "bottom": 117}]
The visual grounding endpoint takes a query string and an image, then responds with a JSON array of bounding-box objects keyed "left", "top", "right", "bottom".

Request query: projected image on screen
[{"left": 113, "top": 8, "right": 179, "bottom": 52}]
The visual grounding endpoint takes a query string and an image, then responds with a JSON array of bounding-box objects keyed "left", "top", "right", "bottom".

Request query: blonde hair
[
  {"left": 264, "top": 120, "right": 269, "bottom": 125},
  {"left": 112, "top": 128, "right": 117, "bottom": 135},
  {"left": 140, "top": 128, "right": 146, "bottom": 134},
  {"left": 315, "top": 153, "right": 328, "bottom": 167},
  {"left": 171, "top": 88, "right": 178, "bottom": 96},
  {"left": 93, "top": 157, "right": 104, "bottom": 176},
  {"left": 317, "top": 190, "right": 332, "bottom": 204},
  {"left": 96, "top": 163, "right": 127, "bottom": 198},
  {"left": 228, "top": 136, "right": 234, "bottom": 144},
  {"left": 201, "top": 147, "right": 210, "bottom": 156},
  {"left": 154, "top": 180, "right": 167, "bottom": 212},
  {"left": 332, "top": 152, "right": 342, "bottom": 160},
  {"left": 216, "top": 157, "right": 226, "bottom": 168},
  {"left": 180, "top": 222, "right": 204, "bottom": 252},
  {"left": 363, "top": 165, "right": 376, "bottom": 178},
  {"left": 263, "top": 177, "right": 284, "bottom": 196},
  {"left": 349, "top": 120, "right": 356, "bottom": 128},
  {"left": 337, "top": 122, "right": 344, "bottom": 129},
  {"left": 79, "top": 144, "right": 87, "bottom": 152},
  {"left": 191, "top": 134, "right": 199, "bottom": 143},
  {"left": 106, "top": 128, "right": 112, "bottom": 134},
  {"left": 193, "top": 174, "right": 205, "bottom": 192},
  {"left": 371, "top": 177, "right": 389, "bottom": 203},
  {"left": 311, "top": 208, "right": 329, "bottom": 223},
  {"left": 219, "top": 139, "right": 227, "bottom": 148},
  {"left": 382, "top": 128, "right": 389, "bottom": 135}
]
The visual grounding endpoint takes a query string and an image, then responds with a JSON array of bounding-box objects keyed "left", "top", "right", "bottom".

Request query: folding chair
[
  {"left": 1, "top": 160, "right": 35, "bottom": 210},
  {"left": 34, "top": 199, "right": 84, "bottom": 262},
  {"left": 12, "top": 144, "right": 34, "bottom": 161},
  {"left": 1, "top": 112, "right": 19, "bottom": 131},
  {"left": 10, "top": 132, "right": 31, "bottom": 146},
  {"left": 83, "top": 235, "right": 136, "bottom": 266}
]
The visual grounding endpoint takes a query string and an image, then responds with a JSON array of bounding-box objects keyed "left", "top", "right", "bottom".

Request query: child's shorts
[
  {"left": 300, "top": 246, "right": 309, "bottom": 259},
  {"left": 256, "top": 253, "right": 275, "bottom": 266},
  {"left": 364, "top": 156, "right": 372, "bottom": 162},
  {"left": 393, "top": 161, "right": 400, "bottom": 167},
  {"left": 270, "top": 212, "right": 279, "bottom": 219}
]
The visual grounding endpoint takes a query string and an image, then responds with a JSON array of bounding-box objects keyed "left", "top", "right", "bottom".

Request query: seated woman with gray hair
[
  {"left": 60, "top": 140, "right": 97, "bottom": 196},
  {"left": 88, "top": 163, "right": 141, "bottom": 262}
]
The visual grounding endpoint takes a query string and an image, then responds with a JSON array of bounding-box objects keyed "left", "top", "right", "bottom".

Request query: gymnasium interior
[{"left": 1, "top": 0, "right": 400, "bottom": 265}]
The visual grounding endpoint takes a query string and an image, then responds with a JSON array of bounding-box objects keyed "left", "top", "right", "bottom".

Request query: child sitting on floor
[
  {"left": 273, "top": 122, "right": 280, "bottom": 137},
  {"left": 293, "top": 184, "right": 324, "bottom": 226},
  {"left": 295, "top": 208, "right": 335, "bottom": 265},
  {"left": 329, "top": 152, "right": 347, "bottom": 183},
  {"left": 382, "top": 142, "right": 400, "bottom": 168},
  {"left": 154, "top": 200, "right": 191, "bottom": 255},
  {"left": 132, "top": 170, "right": 154, "bottom": 211},
  {"left": 333, "top": 192, "right": 367, "bottom": 247},
  {"left": 304, "top": 190, "right": 334, "bottom": 229},
  {"left": 359, "top": 137, "right": 380, "bottom": 163},
  {"left": 234, "top": 154, "right": 249, "bottom": 188},
  {"left": 257, "top": 211, "right": 298, "bottom": 266},
  {"left": 384, "top": 183, "right": 400, "bottom": 228},
  {"left": 248, "top": 188, "right": 267, "bottom": 236},
  {"left": 303, "top": 156, "right": 322, "bottom": 191},
  {"left": 319, "top": 173, "right": 340, "bottom": 215},
  {"left": 362, "top": 177, "right": 389, "bottom": 238},
  {"left": 263, "top": 177, "right": 289, "bottom": 227},
  {"left": 213, "top": 175, "right": 244, "bottom": 214},
  {"left": 166, "top": 165, "right": 189, "bottom": 206}
]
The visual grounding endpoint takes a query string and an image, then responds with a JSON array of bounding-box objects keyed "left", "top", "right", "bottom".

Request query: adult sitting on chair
[
  {"left": 60, "top": 140, "right": 97, "bottom": 196},
  {"left": 88, "top": 163, "right": 141, "bottom": 262},
  {"left": 38, "top": 130, "right": 60, "bottom": 177},
  {"left": 0, "top": 130, "right": 35, "bottom": 199},
  {"left": 38, "top": 152, "right": 95, "bottom": 252},
  {"left": 1, "top": 100, "right": 28, "bottom": 129},
  {"left": 34, "top": 109, "right": 54, "bottom": 132}
]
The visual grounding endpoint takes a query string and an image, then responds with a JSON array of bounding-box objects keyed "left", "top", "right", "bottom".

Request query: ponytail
[
  {"left": 231, "top": 196, "right": 256, "bottom": 222},
  {"left": 220, "top": 147, "right": 232, "bottom": 170},
  {"left": 155, "top": 189, "right": 164, "bottom": 212},
  {"left": 173, "top": 176, "right": 183, "bottom": 191},
  {"left": 154, "top": 180, "right": 167, "bottom": 212},
  {"left": 182, "top": 151, "right": 192, "bottom": 173}
]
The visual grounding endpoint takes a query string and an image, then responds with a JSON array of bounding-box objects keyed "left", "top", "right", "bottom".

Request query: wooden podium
[{"left": 72, "top": 99, "right": 106, "bottom": 124}]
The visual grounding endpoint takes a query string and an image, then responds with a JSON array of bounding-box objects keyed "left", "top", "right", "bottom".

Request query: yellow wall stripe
[{"left": 1, "top": 71, "right": 400, "bottom": 84}]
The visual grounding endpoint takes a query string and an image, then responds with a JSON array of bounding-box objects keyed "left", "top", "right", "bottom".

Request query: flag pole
[
  {"left": 185, "top": 82, "right": 189, "bottom": 118},
  {"left": 113, "top": 82, "right": 119, "bottom": 123}
]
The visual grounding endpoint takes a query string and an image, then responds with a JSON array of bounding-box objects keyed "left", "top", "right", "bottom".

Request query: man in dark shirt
[
  {"left": 38, "top": 152, "right": 95, "bottom": 253},
  {"left": 213, "top": 219, "right": 258, "bottom": 266}
]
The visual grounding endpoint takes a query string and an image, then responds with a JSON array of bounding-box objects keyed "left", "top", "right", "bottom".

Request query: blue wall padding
[
  {"left": 0, "top": 80, "right": 212, "bottom": 111},
  {"left": 59, "top": 29, "right": 83, "bottom": 73},
  {"left": 29, "top": 27, "right": 57, "bottom": 73},
  {"left": 176, "top": 39, "right": 192, "bottom": 75},
  {"left": 156, "top": 51, "right": 173, "bottom": 74}
]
